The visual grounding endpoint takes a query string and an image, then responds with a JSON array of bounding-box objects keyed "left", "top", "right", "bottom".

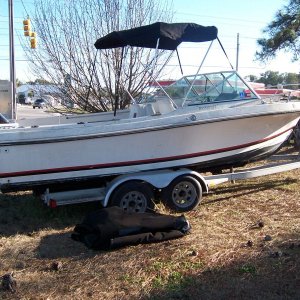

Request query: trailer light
[{"left": 49, "top": 199, "right": 57, "bottom": 208}]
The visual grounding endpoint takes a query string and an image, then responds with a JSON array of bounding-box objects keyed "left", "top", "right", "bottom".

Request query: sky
[{"left": 0, "top": 0, "right": 299, "bottom": 82}]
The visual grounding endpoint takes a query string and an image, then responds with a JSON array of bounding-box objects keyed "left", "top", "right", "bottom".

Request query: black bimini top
[{"left": 94, "top": 22, "right": 218, "bottom": 50}]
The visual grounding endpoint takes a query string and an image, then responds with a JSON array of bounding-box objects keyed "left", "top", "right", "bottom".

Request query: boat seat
[
  {"left": 154, "top": 99, "right": 176, "bottom": 114},
  {"left": 129, "top": 100, "right": 175, "bottom": 118},
  {"left": 144, "top": 103, "right": 157, "bottom": 116},
  {"left": 129, "top": 103, "right": 146, "bottom": 118}
]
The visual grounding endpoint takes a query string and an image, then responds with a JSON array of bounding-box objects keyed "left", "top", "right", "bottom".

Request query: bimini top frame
[{"left": 93, "top": 22, "right": 220, "bottom": 112}]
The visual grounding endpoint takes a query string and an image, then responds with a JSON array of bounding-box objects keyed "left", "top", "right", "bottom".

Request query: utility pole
[
  {"left": 8, "top": 0, "right": 16, "bottom": 120},
  {"left": 236, "top": 33, "right": 240, "bottom": 71}
]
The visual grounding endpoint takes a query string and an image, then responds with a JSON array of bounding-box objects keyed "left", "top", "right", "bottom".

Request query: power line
[
  {"left": 19, "top": 0, "right": 30, "bottom": 18},
  {"left": 0, "top": 27, "right": 23, "bottom": 30},
  {"left": 14, "top": 0, "right": 35, "bottom": 3},
  {"left": 0, "top": 15, "right": 24, "bottom": 19},
  {"left": 0, "top": 58, "right": 30, "bottom": 61},
  {"left": 174, "top": 11, "right": 267, "bottom": 25},
  {"left": 0, "top": 57, "right": 269, "bottom": 70}
]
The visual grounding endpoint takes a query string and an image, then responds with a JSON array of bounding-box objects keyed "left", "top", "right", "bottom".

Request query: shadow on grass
[
  {"left": 0, "top": 177, "right": 297, "bottom": 237},
  {"left": 204, "top": 178, "right": 297, "bottom": 205},
  {"left": 36, "top": 231, "right": 96, "bottom": 259},
  {"left": 146, "top": 234, "right": 300, "bottom": 300},
  {"left": 0, "top": 192, "right": 101, "bottom": 237}
]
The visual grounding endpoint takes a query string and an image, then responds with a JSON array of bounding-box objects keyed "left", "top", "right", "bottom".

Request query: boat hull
[{"left": 0, "top": 104, "right": 299, "bottom": 192}]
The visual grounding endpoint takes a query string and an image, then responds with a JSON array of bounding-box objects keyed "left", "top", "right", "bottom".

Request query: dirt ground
[{"left": 0, "top": 160, "right": 300, "bottom": 299}]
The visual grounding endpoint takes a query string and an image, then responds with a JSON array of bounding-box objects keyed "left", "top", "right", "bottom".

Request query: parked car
[{"left": 32, "top": 98, "right": 48, "bottom": 109}]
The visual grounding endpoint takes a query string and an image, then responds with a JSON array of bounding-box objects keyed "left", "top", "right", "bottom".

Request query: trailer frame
[{"left": 40, "top": 153, "right": 300, "bottom": 212}]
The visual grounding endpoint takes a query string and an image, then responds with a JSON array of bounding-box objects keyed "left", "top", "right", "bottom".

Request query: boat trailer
[{"left": 41, "top": 153, "right": 300, "bottom": 212}]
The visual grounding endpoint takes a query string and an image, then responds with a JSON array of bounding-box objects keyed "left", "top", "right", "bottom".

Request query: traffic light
[
  {"left": 30, "top": 36, "right": 37, "bottom": 49},
  {"left": 23, "top": 18, "right": 37, "bottom": 49},
  {"left": 23, "top": 19, "right": 31, "bottom": 36}
]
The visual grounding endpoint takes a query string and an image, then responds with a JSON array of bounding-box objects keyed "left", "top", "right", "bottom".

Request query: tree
[
  {"left": 253, "top": 71, "right": 299, "bottom": 89},
  {"left": 256, "top": 71, "right": 284, "bottom": 87},
  {"left": 22, "top": 0, "right": 173, "bottom": 112},
  {"left": 256, "top": 0, "right": 300, "bottom": 62},
  {"left": 244, "top": 74, "right": 258, "bottom": 82},
  {"left": 283, "top": 72, "right": 299, "bottom": 89},
  {"left": 16, "top": 78, "right": 23, "bottom": 87},
  {"left": 34, "top": 78, "right": 52, "bottom": 85},
  {"left": 26, "top": 78, "right": 52, "bottom": 85}
]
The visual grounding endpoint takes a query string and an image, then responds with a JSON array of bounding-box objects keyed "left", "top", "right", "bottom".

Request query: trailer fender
[{"left": 103, "top": 168, "right": 208, "bottom": 207}]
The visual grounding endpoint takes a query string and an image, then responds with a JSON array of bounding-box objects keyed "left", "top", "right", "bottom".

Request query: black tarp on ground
[
  {"left": 94, "top": 22, "right": 218, "bottom": 50},
  {"left": 71, "top": 206, "right": 191, "bottom": 250}
]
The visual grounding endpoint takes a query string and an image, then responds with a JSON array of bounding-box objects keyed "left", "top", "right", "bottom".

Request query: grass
[
  {"left": 1, "top": 149, "right": 300, "bottom": 299},
  {"left": 46, "top": 106, "right": 87, "bottom": 115}
]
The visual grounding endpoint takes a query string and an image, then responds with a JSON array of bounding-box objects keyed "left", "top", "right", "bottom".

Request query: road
[{"left": 16, "top": 104, "right": 59, "bottom": 120}]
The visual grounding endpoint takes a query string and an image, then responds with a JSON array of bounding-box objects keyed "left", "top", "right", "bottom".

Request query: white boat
[{"left": 1, "top": 22, "right": 300, "bottom": 193}]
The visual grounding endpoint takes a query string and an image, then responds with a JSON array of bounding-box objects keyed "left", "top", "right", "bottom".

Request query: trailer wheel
[
  {"left": 161, "top": 175, "right": 202, "bottom": 212},
  {"left": 110, "top": 181, "right": 155, "bottom": 213}
]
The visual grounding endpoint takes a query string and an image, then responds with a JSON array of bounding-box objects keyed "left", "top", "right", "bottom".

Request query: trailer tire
[
  {"left": 161, "top": 175, "right": 202, "bottom": 212},
  {"left": 109, "top": 181, "right": 155, "bottom": 213}
]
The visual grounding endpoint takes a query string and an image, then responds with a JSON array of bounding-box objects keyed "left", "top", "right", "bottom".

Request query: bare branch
[{"left": 22, "top": 0, "right": 173, "bottom": 112}]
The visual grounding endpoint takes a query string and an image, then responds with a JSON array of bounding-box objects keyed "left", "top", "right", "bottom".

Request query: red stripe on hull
[{"left": 0, "top": 127, "right": 293, "bottom": 178}]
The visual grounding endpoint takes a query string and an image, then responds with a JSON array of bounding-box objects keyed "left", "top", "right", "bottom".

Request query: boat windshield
[{"left": 141, "top": 71, "right": 259, "bottom": 107}]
